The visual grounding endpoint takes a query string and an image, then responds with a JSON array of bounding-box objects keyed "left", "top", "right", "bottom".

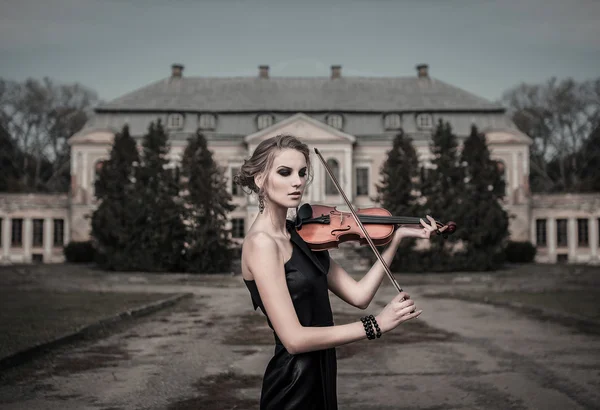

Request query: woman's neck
[{"left": 258, "top": 206, "right": 290, "bottom": 239}]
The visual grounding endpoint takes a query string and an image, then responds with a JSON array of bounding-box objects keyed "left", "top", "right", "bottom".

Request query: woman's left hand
[{"left": 394, "top": 215, "right": 442, "bottom": 241}]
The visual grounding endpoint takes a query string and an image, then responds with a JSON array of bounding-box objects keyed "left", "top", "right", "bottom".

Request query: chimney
[
  {"left": 331, "top": 65, "right": 342, "bottom": 79},
  {"left": 258, "top": 65, "right": 269, "bottom": 79},
  {"left": 416, "top": 64, "right": 429, "bottom": 78},
  {"left": 171, "top": 64, "right": 184, "bottom": 78}
]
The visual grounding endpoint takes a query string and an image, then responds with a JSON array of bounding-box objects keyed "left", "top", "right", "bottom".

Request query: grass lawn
[{"left": 0, "top": 289, "right": 175, "bottom": 360}]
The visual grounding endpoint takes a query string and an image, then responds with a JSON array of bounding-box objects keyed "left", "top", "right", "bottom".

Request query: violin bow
[{"left": 313, "top": 148, "right": 405, "bottom": 295}]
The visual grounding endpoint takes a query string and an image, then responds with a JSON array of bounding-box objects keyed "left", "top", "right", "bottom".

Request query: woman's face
[{"left": 262, "top": 148, "right": 308, "bottom": 209}]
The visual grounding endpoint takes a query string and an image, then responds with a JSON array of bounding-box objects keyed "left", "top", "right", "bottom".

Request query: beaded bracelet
[
  {"left": 360, "top": 316, "right": 382, "bottom": 340},
  {"left": 360, "top": 316, "right": 375, "bottom": 340},
  {"left": 368, "top": 314, "right": 382, "bottom": 339}
]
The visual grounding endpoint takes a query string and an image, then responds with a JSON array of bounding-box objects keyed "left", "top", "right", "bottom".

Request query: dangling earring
[{"left": 259, "top": 195, "right": 265, "bottom": 214}]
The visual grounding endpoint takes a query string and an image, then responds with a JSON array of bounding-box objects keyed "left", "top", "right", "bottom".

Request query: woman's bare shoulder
[{"left": 241, "top": 230, "right": 282, "bottom": 280}]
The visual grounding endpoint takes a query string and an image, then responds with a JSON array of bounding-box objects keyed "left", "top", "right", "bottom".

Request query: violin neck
[{"left": 359, "top": 215, "right": 427, "bottom": 226}]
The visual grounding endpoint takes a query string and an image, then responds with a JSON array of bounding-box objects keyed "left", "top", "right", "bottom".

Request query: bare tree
[
  {"left": 502, "top": 77, "right": 600, "bottom": 192},
  {"left": 0, "top": 77, "right": 99, "bottom": 192}
]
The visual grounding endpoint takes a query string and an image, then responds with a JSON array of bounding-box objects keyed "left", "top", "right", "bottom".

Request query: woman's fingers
[
  {"left": 398, "top": 299, "right": 415, "bottom": 309},
  {"left": 405, "top": 310, "right": 423, "bottom": 320},
  {"left": 398, "top": 306, "right": 421, "bottom": 321}
]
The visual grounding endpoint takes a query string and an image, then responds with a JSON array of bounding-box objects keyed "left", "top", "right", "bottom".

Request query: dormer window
[
  {"left": 383, "top": 113, "right": 401, "bottom": 130},
  {"left": 257, "top": 114, "right": 274, "bottom": 130},
  {"left": 167, "top": 113, "right": 184, "bottom": 130},
  {"left": 199, "top": 113, "right": 217, "bottom": 130},
  {"left": 416, "top": 113, "right": 433, "bottom": 129},
  {"left": 326, "top": 114, "right": 343, "bottom": 130}
]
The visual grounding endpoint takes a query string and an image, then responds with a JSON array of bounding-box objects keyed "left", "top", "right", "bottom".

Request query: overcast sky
[{"left": 1, "top": 0, "right": 598, "bottom": 104}]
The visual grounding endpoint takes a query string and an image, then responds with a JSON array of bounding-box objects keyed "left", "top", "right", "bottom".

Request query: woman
[{"left": 234, "top": 134, "right": 439, "bottom": 410}]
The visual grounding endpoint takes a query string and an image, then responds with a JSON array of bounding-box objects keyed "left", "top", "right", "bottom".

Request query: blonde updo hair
[{"left": 233, "top": 134, "right": 313, "bottom": 199}]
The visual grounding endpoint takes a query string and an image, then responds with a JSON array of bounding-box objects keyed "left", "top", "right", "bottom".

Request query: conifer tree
[
  {"left": 421, "top": 120, "right": 465, "bottom": 266},
  {"left": 376, "top": 131, "right": 421, "bottom": 216},
  {"left": 459, "top": 124, "right": 509, "bottom": 269},
  {"left": 375, "top": 131, "right": 422, "bottom": 265},
  {"left": 91, "top": 124, "right": 139, "bottom": 269},
  {"left": 179, "top": 131, "right": 236, "bottom": 273},
  {"left": 129, "top": 120, "right": 186, "bottom": 271}
]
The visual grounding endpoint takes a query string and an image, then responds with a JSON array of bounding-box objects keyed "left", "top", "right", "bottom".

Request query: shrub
[
  {"left": 505, "top": 241, "right": 536, "bottom": 263},
  {"left": 64, "top": 241, "right": 96, "bottom": 263}
]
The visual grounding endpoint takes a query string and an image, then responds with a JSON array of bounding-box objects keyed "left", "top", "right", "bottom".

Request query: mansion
[{"left": 1, "top": 64, "right": 599, "bottom": 265}]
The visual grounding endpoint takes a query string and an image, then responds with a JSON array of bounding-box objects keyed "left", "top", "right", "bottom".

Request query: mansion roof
[{"left": 96, "top": 76, "right": 505, "bottom": 113}]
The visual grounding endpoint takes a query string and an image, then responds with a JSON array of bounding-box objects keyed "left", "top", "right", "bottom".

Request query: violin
[
  {"left": 295, "top": 203, "right": 456, "bottom": 251},
  {"left": 310, "top": 147, "right": 457, "bottom": 296}
]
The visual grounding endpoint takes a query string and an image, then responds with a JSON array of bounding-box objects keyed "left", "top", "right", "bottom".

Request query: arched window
[
  {"left": 94, "top": 160, "right": 107, "bottom": 198},
  {"left": 325, "top": 158, "right": 340, "bottom": 195}
]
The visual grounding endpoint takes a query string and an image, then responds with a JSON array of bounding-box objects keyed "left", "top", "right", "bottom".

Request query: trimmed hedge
[
  {"left": 505, "top": 241, "right": 536, "bottom": 263},
  {"left": 64, "top": 241, "right": 96, "bottom": 263}
]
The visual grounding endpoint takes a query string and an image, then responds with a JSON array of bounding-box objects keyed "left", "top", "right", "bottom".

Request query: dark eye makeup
[{"left": 277, "top": 167, "right": 307, "bottom": 177}]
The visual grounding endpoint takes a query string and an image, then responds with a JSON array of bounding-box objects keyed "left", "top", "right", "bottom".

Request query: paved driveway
[{"left": 0, "top": 269, "right": 599, "bottom": 409}]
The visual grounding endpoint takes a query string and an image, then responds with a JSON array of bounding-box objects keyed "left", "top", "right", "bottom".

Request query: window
[
  {"left": 355, "top": 167, "right": 369, "bottom": 196},
  {"left": 535, "top": 219, "right": 547, "bottom": 247},
  {"left": 232, "top": 218, "right": 245, "bottom": 238},
  {"left": 199, "top": 114, "right": 216, "bottom": 130},
  {"left": 33, "top": 219, "right": 44, "bottom": 247},
  {"left": 11, "top": 218, "right": 23, "bottom": 246},
  {"left": 496, "top": 160, "right": 506, "bottom": 182},
  {"left": 556, "top": 219, "right": 567, "bottom": 247},
  {"left": 383, "top": 114, "right": 401, "bottom": 130},
  {"left": 416, "top": 113, "right": 433, "bottom": 129},
  {"left": 53, "top": 219, "right": 64, "bottom": 246},
  {"left": 256, "top": 114, "right": 274, "bottom": 130},
  {"left": 326, "top": 114, "right": 343, "bottom": 130},
  {"left": 32, "top": 254, "right": 43, "bottom": 263},
  {"left": 231, "top": 167, "right": 242, "bottom": 196},
  {"left": 94, "top": 160, "right": 106, "bottom": 198},
  {"left": 167, "top": 113, "right": 184, "bottom": 130},
  {"left": 557, "top": 254, "right": 568, "bottom": 263},
  {"left": 577, "top": 218, "right": 589, "bottom": 247},
  {"left": 325, "top": 158, "right": 340, "bottom": 195}
]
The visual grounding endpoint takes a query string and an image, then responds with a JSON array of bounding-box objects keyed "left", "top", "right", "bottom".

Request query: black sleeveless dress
[{"left": 243, "top": 220, "right": 337, "bottom": 410}]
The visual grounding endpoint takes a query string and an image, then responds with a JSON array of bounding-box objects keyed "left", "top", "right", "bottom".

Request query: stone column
[
  {"left": 312, "top": 150, "right": 323, "bottom": 202},
  {"left": 590, "top": 217, "right": 598, "bottom": 262},
  {"left": 547, "top": 217, "right": 556, "bottom": 263},
  {"left": 23, "top": 218, "right": 32, "bottom": 263},
  {"left": 511, "top": 152, "right": 519, "bottom": 192},
  {"left": 568, "top": 217, "right": 577, "bottom": 262},
  {"left": 64, "top": 218, "right": 71, "bottom": 246},
  {"left": 344, "top": 147, "right": 353, "bottom": 204},
  {"left": 43, "top": 218, "right": 52, "bottom": 262},
  {"left": 82, "top": 152, "right": 88, "bottom": 204},
  {"left": 2, "top": 217, "right": 9, "bottom": 260}
]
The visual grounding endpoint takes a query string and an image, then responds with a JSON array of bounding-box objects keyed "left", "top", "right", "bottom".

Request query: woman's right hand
[{"left": 375, "top": 292, "right": 422, "bottom": 334}]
